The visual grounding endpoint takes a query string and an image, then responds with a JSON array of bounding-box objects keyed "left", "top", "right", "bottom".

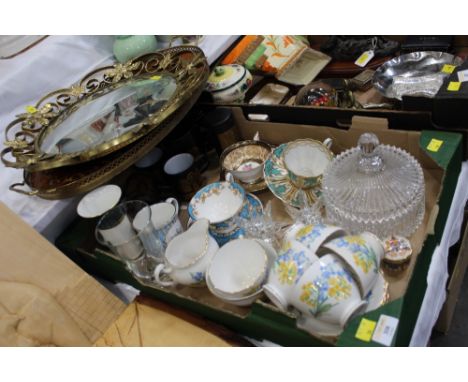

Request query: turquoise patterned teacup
[{"left": 283, "top": 138, "right": 333, "bottom": 189}]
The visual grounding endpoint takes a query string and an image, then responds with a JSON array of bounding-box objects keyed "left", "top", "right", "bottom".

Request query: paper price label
[
  {"left": 150, "top": 75, "right": 161, "bottom": 81},
  {"left": 355, "top": 318, "right": 376, "bottom": 342},
  {"left": 355, "top": 50, "right": 375, "bottom": 68},
  {"left": 447, "top": 81, "right": 461, "bottom": 91},
  {"left": 427, "top": 138, "right": 444, "bottom": 152},
  {"left": 458, "top": 69, "right": 468, "bottom": 83},
  {"left": 372, "top": 315, "right": 399, "bottom": 346},
  {"left": 441, "top": 64, "right": 456, "bottom": 74}
]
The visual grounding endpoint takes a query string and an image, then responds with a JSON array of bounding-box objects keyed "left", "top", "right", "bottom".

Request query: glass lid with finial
[{"left": 322, "top": 133, "right": 425, "bottom": 238}]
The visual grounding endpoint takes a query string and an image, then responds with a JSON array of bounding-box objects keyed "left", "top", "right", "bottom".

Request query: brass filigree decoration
[
  {"left": 16, "top": 104, "right": 57, "bottom": 129},
  {"left": 2, "top": 46, "right": 209, "bottom": 172},
  {"left": 104, "top": 61, "right": 141, "bottom": 82}
]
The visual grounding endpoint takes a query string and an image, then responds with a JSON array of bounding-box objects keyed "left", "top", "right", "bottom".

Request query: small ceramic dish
[
  {"left": 264, "top": 144, "right": 322, "bottom": 208},
  {"left": 207, "top": 238, "right": 268, "bottom": 299},
  {"left": 249, "top": 83, "right": 289, "bottom": 105},
  {"left": 77, "top": 184, "right": 122, "bottom": 219},
  {"left": 220, "top": 140, "right": 272, "bottom": 185}
]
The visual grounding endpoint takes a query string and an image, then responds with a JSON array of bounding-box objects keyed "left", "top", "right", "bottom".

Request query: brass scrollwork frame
[{"left": 2, "top": 46, "right": 209, "bottom": 172}]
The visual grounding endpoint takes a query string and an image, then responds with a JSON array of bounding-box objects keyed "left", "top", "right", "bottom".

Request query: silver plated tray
[{"left": 373, "top": 51, "right": 463, "bottom": 100}]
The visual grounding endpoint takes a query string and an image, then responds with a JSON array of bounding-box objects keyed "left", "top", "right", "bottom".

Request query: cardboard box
[
  {"left": 0, "top": 202, "right": 126, "bottom": 346},
  {"left": 56, "top": 109, "right": 463, "bottom": 346}
]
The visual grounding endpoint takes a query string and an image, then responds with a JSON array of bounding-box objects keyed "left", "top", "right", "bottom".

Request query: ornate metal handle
[
  {"left": 9, "top": 182, "right": 38, "bottom": 196},
  {"left": 1, "top": 147, "right": 21, "bottom": 168}
]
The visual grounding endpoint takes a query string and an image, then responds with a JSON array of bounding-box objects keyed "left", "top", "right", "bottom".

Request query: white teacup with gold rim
[
  {"left": 207, "top": 238, "right": 268, "bottom": 299},
  {"left": 322, "top": 232, "right": 384, "bottom": 297},
  {"left": 263, "top": 239, "right": 319, "bottom": 311},
  {"left": 220, "top": 140, "right": 271, "bottom": 185},
  {"left": 283, "top": 138, "right": 333, "bottom": 189}
]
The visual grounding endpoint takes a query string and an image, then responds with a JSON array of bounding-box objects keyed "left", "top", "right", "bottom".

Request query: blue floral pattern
[
  {"left": 332, "top": 236, "right": 378, "bottom": 274},
  {"left": 300, "top": 259, "right": 354, "bottom": 317},
  {"left": 273, "top": 242, "right": 311, "bottom": 285},
  {"left": 295, "top": 224, "right": 326, "bottom": 247},
  {"left": 190, "top": 271, "right": 205, "bottom": 283}
]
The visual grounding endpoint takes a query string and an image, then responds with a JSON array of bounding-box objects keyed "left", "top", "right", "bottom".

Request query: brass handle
[
  {"left": 9, "top": 182, "right": 38, "bottom": 196},
  {"left": 1, "top": 147, "right": 21, "bottom": 168}
]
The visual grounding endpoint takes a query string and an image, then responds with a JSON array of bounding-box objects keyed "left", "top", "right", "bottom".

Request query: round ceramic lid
[{"left": 206, "top": 64, "right": 246, "bottom": 92}]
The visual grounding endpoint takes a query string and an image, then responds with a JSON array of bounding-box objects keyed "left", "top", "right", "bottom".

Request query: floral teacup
[
  {"left": 263, "top": 240, "right": 319, "bottom": 311},
  {"left": 322, "top": 232, "right": 384, "bottom": 297},
  {"left": 285, "top": 223, "right": 346, "bottom": 255},
  {"left": 188, "top": 181, "right": 245, "bottom": 234},
  {"left": 291, "top": 254, "right": 367, "bottom": 329},
  {"left": 283, "top": 138, "right": 333, "bottom": 189},
  {"left": 154, "top": 219, "right": 218, "bottom": 287}
]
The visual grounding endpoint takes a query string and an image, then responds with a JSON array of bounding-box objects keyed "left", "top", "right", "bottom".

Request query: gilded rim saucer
[
  {"left": 263, "top": 144, "right": 322, "bottom": 208},
  {"left": 241, "top": 177, "right": 268, "bottom": 193},
  {"left": 364, "top": 272, "right": 389, "bottom": 312}
]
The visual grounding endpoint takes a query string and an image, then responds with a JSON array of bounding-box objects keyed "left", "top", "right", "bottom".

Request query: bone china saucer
[{"left": 264, "top": 144, "right": 322, "bottom": 208}]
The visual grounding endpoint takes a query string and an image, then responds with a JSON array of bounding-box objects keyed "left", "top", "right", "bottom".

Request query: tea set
[{"left": 85, "top": 134, "right": 394, "bottom": 338}]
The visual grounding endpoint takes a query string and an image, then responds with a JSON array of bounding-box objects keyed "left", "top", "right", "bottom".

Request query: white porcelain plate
[{"left": 77, "top": 184, "right": 122, "bottom": 218}]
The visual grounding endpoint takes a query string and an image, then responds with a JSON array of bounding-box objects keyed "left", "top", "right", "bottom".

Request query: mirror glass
[{"left": 40, "top": 75, "right": 177, "bottom": 155}]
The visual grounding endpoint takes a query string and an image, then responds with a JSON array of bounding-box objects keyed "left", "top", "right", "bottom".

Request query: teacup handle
[
  {"left": 187, "top": 217, "right": 195, "bottom": 228},
  {"left": 154, "top": 263, "right": 175, "bottom": 287},
  {"left": 225, "top": 172, "right": 234, "bottom": 183},
  {"left": 166, "top": 197, "right": 179, "bottom": 215},
  {"left": 323, "top": 138, "right": 333, "bottom": 150}
]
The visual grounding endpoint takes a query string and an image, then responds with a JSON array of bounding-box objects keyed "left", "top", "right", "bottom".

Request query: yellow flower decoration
[
  {"left": 327, "top": 276, "right": 351, "bottom": 300},
  {"left": 346, "top": 236, "right": 366, "bottom": 246},
  {"left": 353, "top": 253, "right": 372, "bottom": 273},
  {"left": 280, "top": 241, "right": 292, "bottom": 253},
  {"left": 300, "top": 282, "right": 318, "bottom": 309},
  {"left": 295, "top": 225, "right": 313, "bottom": 240},
  {"left": 277, "top": 261, "right": 297, "bottom": 285},
  {"left": 105, "top": 61, "right": 140, "bottom": 83}
]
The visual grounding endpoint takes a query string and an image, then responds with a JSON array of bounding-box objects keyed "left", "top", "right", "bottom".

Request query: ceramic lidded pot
[
  {"left": 113, "top": 35, "right": 158, "bottom": 63},
  {"left": 206, "top": 64, "right": 253, "bottom": 103}
]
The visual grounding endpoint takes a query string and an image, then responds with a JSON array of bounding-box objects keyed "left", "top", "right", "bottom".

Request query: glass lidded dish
[{"left": 322, "top": 133, "right": 425, "bottom": 238}]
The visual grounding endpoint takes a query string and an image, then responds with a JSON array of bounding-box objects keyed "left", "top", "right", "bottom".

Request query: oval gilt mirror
[{"left": 2, "top": 46, "right": 209, "bottom": 172}]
